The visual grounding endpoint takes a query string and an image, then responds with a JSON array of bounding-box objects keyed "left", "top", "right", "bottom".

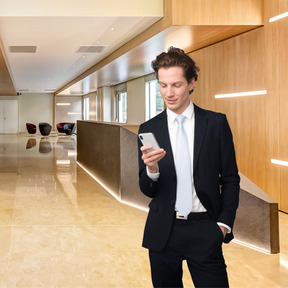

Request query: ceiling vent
[
  {"left": 9, "top": 46, "right": 37, "bottom": 53},
  {"left": 76, "top": 45, "right": 107, "bottom": 53}
]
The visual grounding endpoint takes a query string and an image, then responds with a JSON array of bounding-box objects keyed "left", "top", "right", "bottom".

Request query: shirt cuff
[
  {"left": 217, "top": 222, "right": 231, "bottom": 234},
  {"left": 146, "top": 166, "right": 160, "bottom": 181}
]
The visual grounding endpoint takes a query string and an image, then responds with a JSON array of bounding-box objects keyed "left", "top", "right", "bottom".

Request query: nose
[{"left": 166, "top": 85, "right": 174, "bottom": 97}]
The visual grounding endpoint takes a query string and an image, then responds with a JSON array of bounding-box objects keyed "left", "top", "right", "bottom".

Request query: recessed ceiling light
[
  {"left": 68, "top": 112, "right": 82, "bottom": 115},
  {"left": 56, "top": 103, "right": 71, "bottom": 106}
]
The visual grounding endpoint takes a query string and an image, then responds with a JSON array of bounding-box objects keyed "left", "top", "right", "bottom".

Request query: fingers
[{"left": 140, "top": 146, "right": 166, "bottom": 169}]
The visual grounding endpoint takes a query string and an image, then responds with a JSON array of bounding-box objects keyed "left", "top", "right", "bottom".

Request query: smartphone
[{"left": 138, "top": 132, "right": 160, "bottom": 152}]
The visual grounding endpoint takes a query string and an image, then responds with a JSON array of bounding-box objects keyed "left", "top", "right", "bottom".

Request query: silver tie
[{"left": 175, "top": 115, "right": 193, "bottom": 217}]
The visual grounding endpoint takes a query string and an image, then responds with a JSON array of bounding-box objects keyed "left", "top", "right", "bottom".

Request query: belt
[{"left": 175, "top": 211, "right": 210, "bottom": 220}]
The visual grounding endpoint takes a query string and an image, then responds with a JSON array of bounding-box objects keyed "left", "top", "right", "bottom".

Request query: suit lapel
[
  {"left": 193, "top": 104, "right": 207, "bottom": 170},
  {"left": 155, "top": 110, "right": 175, "bottom": 170}
]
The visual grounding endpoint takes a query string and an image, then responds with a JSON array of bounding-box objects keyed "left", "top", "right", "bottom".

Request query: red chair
[
  {"left": 56, "top": 122, "right": 66, "bottom": 133},
  {"left": 26, "top": 123, "right": 37, "bottom": 134}
]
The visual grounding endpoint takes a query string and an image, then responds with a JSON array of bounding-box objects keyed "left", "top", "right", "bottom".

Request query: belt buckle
[{"left": 176, "top": 211, "right": 188, "bottom": 220}]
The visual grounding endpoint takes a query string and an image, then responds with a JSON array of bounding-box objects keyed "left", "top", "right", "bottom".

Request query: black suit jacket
[{"left": 138, "top": 104, "right": 240, "bottom": 251}]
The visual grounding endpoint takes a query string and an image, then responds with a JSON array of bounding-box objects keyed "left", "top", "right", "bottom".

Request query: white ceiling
[
  {"left": 0, "top": 15, "right": 161, "bottom": 94},
  {"left": 0, "top": 1, "right": 263, "bottom": 97}
]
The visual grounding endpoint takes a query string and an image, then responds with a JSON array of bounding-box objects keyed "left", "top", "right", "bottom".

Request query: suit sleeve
[
  {"left": 217, "top": 115, "right": 240, "bottom": 231},
  {"left": 137, "top": 124, "right": 159, "bottom": 198}
]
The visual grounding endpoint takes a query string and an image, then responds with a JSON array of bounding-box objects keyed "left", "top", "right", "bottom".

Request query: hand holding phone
[
  {"left": 139, "top": 132, "right": 166, "bottom": 173},
  {"left": 138, "top": 132, "right": 160, "bottom": 152}
]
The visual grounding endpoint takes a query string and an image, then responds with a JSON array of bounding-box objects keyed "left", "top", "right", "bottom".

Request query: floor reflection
[
  {"left": 39, "top": 138, "right": 52, "bottom": 153},
  {"left": 26, "top": 138, "right": 37, "bottom": 149},
  {"left": 57, "top": 136, "right": 76, "bottom": 150},
  {"left": 25, "top": 135, "right": 76, "bottom": 154}
]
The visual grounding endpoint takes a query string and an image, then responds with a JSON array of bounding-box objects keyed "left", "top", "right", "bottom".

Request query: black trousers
[{"left": 149, "top": 217, "right": 229, "bottom": 288}]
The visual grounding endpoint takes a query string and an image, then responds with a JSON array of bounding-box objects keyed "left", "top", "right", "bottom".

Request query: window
[
  {"left": 145, "top": 80, "right": 164, "bottom": 121},
  {"left": 83, "top": 97, "right": 89, "bottom": 120},
  {"left": 115, "top": 91, "right": 127, "bottom": 123}
]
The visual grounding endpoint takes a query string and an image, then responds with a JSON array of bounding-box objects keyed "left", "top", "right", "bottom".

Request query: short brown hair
[{"left": 151, "top": 47, "right": 200, "bottom": 85}]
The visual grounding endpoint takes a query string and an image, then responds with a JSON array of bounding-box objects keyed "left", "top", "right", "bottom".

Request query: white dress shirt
[{"left": 167, "top": 101, "right": 207, "bottom": 212}]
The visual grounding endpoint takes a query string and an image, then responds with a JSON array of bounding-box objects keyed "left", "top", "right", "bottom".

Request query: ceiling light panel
[
  {"left": 9, "top": 46, "right": 37, "bottom": 53},
  {"left": 76, "top": 45, "right": 107, "bottom": 53}
]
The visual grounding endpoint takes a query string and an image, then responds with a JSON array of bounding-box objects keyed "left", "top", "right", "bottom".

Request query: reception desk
[
  {"left": 77, "top": 121, "right": 279, "bottom": 254},
  {"left": 77, "top": 121, "right": 150, "bottom": 209}
]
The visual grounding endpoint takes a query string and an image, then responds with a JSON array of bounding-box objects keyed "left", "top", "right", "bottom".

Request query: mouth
[{"left": 165, "top": 98, "right": 177, "bottom": 105}]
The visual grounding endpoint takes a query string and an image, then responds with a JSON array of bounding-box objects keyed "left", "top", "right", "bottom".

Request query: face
[{"left": 158, "top": 66, "right": 195, "bottom": 115}]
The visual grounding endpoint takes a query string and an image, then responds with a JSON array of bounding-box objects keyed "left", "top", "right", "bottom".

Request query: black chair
[
  {"left": 39, "top": 122, "right": 52, "bottom": 137},
  {"left": 26, "top": 123, "right": 37, "bottom": 134}
]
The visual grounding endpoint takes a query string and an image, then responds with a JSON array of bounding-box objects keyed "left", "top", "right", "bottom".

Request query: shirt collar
[{"left": 167, "top": 101, "right": 194, "bottom": 123}]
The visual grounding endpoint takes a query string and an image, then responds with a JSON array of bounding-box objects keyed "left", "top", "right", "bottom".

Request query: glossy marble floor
[{"left": 0, "top": 134, "right": 288, "bottom": 288}]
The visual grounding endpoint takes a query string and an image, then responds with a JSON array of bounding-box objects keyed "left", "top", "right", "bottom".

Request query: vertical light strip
[
  {"left": 271, "top": 159, "right": 288, "bottom": 167},
  {"left": 269, "top": 12, "right": 288, "bottom": 23},
  {"left": 215, "top": 90, "right": 267, "bottom": 99}
]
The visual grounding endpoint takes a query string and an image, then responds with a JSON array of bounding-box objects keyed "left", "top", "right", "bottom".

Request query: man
[{"left": 138, "top": 47, "right": 240, "bottom": 288}]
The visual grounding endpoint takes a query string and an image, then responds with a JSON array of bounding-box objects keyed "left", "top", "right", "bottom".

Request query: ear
[{"left": 189, "top": 78, "right": 195, "bottom": 91}]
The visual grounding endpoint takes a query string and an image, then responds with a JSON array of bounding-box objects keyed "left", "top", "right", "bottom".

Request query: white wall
[
  {"left": 0, "top": 100, "right": 18, "bottom": 133},
  {"left": 18, "top": 93, "right": 53, "bottom": 133}
]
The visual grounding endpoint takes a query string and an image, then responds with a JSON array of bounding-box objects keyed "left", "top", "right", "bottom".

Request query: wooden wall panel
[
  {"left": 189, "top": 0, "right": 288, "bottom": 212},
  {"left": 278, "top": 20, "right": 288, "bottom": 211},
  {"left": 279, "top": 0, "right": 288, "bottom": 12},
  {"left": 171, "top": 0, "right": 263, "bottom": 25},
  {"left": 190, "top": 49, "right": 216, "bottom": 112},
  {"left": 191, "top": 28, "right": 267, "bottom": 190},
  {"left": 263, "top": 21, "right": 281, "bottom": 204}
]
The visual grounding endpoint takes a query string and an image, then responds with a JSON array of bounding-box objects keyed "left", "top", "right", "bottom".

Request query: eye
[{"left": 174, "top": 83, "right": 182, "bottom": 88}]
